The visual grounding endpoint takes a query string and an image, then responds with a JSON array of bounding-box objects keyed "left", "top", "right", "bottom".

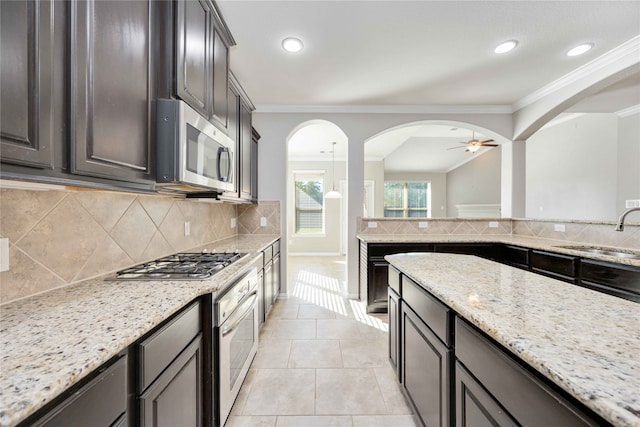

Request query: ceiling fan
[{"left": 447, "top": 132, "right": 498, "bottom": 153}]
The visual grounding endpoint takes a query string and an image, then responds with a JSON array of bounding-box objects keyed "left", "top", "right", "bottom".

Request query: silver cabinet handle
[{"left": 221, "top": 292, "right": 257, "bottom": 337}]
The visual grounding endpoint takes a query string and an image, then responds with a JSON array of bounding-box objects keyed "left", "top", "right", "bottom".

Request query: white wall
[
  {"left": 383, "top": 171, "right": 448, "bottom": 218},
  {"left": 253, "top": 111, "right": 513, "bottom": 298},
  {"left": 288, "top": 160, "right": 346, "bottom": 254},
  {"left": 364, "top": 160, "right": 385, "bottom": 217},
  {"left": 446, "top": 147, "right": 501, "bottom": 216},
  {"left": 526, "top": 114, "right": 619, "bottom": 221},
  {"left": 617, "top": 113, "right": 640, "bottom": 215}
]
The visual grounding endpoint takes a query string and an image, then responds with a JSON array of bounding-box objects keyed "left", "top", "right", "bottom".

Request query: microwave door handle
[{"left": 217, "top": 146, "right": 231, "bottom": 181}]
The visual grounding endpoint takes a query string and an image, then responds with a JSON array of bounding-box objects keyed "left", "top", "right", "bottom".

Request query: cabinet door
[
  {"left": 388, "top": 288, "right": 400, "bottom": 379},
  {"left": 272, "top": 253, "right": 281, "bottom": 302},
  {"left": 455, "top": 362, "right": 517, "bottom": 427},
  {"left": 175, "top": 0, "right": 210, "bottom": 118},
  {"left": 210, "top": 28, "right": 229, "bottom": 129},
  {"left": 140, "top": 334, "right": 203, "bottom": 427},
  {"left": 0, "top": 0, "right": 55, "bottom": 169},
  {"left": 250, "top": 128, "right": 260, "bottom": 201},
  {"left": 258, "top": 268, "right": 265, "bottom": 327},
  {"left": 31, "top": 356, "right": 127, "bottom": 427},
  {"left": 402, "top": 305, "right": 451, "bottom": 427},
  {"left": 264, "top": 260, "right": 274, "bottom": 318},
  {"left": 239, "top": 100, "right": 253, "bottom": 199},
  {"left": 70, "top": 0, "right": 151, "bottom": 182},
  {"left": 368, "top": 259, "right": 390, "bottom": 312}
]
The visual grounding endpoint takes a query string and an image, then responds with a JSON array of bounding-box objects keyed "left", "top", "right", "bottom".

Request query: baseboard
[{"left": 348, "top": 293, "right": 360, "bottom": 300}]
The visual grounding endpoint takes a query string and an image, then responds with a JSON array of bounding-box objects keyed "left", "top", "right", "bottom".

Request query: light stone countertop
[
  {"left": 0, "top": 234, "right": 279, "bottom": 427},
  {"left": 357, "top": 234, "right": 640, "bottom": 267},
  {"left": 386, "top": 252, "right": 640, "bottom": 427}
]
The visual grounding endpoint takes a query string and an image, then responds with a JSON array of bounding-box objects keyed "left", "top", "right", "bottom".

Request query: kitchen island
[
  {"left": 0, "top": 234, "right": 279, "bottom": 426},
  {"left": 386, "top": 252, "right": 640, "bottom": 427}
]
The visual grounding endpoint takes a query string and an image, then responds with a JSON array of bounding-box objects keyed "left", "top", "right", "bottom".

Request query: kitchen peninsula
[{"left": 386, "top": 252, "right": 640, "bottom": 427}]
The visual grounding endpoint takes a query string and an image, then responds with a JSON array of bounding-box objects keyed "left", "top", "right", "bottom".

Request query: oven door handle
[{"left": 221, "top": 291, "right": 258, "bottom": 337}]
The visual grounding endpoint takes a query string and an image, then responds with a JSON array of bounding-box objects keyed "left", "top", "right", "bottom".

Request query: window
[
  {"left": 384, "top": 181, "right": 430, "bottom": 218},
  {"left": 294, "top": 172, "right": 324, "bottom": 233}
]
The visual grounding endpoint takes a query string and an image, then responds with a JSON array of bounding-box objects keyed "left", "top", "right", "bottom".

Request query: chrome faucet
[{"left": 614, "top": 207, "right": 640, "bottom": 231}]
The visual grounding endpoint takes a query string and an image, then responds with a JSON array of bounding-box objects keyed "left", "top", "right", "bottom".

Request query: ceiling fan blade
[
  {"left": 482, "top": 144, "right": 499, "bottom": 147},
  {"left": 479, "top": 139, "right": 495, "bottom": 144},
  {"left": 447, "top": 146, "right": 466, "bottom": 150}
]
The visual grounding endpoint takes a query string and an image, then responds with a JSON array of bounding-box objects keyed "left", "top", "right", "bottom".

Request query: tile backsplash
[
  {"left": 357, "top": 217, "right": 639, "bottom": 250},
  {"left": 0, "top": 188, "right": 238, "bottom": 303},
  {"left": 237, "top": 201, "right": 280, "bottom": 235}
]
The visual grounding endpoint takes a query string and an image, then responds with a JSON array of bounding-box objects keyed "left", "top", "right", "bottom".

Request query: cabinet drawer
[
  {"left": 580, "top": 259, "right": 640, "bottom": 303},
  {"left": 138, "top": 301, "right": 201, "bottom": 391},
  {"left": 402, "top": 276, "right": 451, "bottom": 346},
  {"left": 273, "top": 240, "right": 281, "bottom": 255},
  {"left": 388, "top": 265, "right": 401, "bottom": 294},
  {"left": 31, "top": 356, "right": 127, "bottom": 427},
  {"left": 531, "top": 250, "right": 577, "bottom": 282},
  {"left": 503, "top": 245, "right": 530, "bottom": 269},
  {"left": 455, "top": 318, "right": 598, "bottom": 427}
]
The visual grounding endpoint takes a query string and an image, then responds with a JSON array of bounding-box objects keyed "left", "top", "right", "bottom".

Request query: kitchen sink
[{"left": 555, "top": 245, "right": 640, "bottom": 260}]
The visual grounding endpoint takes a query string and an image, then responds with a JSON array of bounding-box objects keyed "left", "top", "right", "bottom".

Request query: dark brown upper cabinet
[
  {"left": 69, "top": 0, "right": 153, "bottom": 183},
  {"left": 0, "top": 0, "right": 55, "bottom": 169},
  {"left": 175, "top": 0, "right": 211, "bottom": 118},
  {"left": 175, "top": 0, "right": 234, "bottom": 133},
  {"left": 222, "top": 73, "right": 256, "bottom": 203}
]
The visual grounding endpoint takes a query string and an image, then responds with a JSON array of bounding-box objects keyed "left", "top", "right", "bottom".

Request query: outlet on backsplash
[
  {"left": 0, "top": 238, "right": 9, "bottom": 272},
  {"left": 554, "top": 224, "right": 566, "bottom": 232}
]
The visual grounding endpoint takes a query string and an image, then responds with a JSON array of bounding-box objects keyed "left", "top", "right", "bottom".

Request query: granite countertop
[
  {"left": 357, "top": 234, "right": 640, "bottom": 267},
  {"left": 0, "top": 234, "right": 279, "bottom": 427},
  {"left": 386, "top": 252, "right": 640, "bottom": 427}
]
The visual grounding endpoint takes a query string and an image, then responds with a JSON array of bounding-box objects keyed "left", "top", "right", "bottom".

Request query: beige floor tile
[
  {"left": 276, "top": 416, "right": 353, "bottom": 427},
  {"left": 225, "top": 415, "right": 277, "bottom": 427},
  {"left": 298, "top": 304, "right": 338, "bottom": 319},
  {"left": 317, "top": 319, "right": 364, "bottom": 340},
  {"left": 253, "top": 340, "right": 292, "bottom": 369},
  {"left": 315, "top": 369, "right": 387, "bottom": 415},
  {"left": 288, "top": 340, "right": 343, "bottom": 368},
  {"left": 233, "top": 256, "right": 415, "bottom": 422},
  {"left": 340, "top": 339, "right": 388, "bottom": 368},
  {"left": 230, "top": 368, "right": 258, "bottom": 416},
  {"left": 243, "top": 369, "right": 315, "bottom": 415},
  {"left": 373, "top": 366, "right": 414, "bottom": 415},
  {"left": 352, "top": 415, "right": 420, "bottom": 427},
  {"left": 262, "top": 319, "right": 317, "bottom": 340}
]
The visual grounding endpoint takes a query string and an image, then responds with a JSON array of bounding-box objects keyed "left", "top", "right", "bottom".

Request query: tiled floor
[{"left": 225, "top": 256, "right": 418, "bottom": 427}]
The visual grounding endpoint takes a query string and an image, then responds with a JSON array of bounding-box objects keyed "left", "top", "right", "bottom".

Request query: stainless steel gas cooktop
[{"left": 108, "top": 251, "right": 245, "bottom": 281}]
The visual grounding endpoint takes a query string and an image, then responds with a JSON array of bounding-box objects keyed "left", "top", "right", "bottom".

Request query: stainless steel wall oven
[{"left": 214, "top": 268, "right": 259, "bottom": 426}]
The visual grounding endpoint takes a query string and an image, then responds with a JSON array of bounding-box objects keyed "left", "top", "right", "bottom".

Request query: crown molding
[
  {"left": 254, "top": 104, "right": 513, "bottom": 114},
  {"left": 512, "top": 35, "right": 640, "bottom": 112},
  {"left": 616, "top": 104, "right": 640, "bottom": 117}
]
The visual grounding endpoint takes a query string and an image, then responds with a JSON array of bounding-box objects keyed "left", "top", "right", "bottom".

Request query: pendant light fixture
[{"left": 325, "top": 142, "right": 342, "bottom": 199}]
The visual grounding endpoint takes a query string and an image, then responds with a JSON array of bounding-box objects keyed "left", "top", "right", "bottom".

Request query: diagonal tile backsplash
[{"left": 0, "top": 188, "right": 240, "bottom": 304}]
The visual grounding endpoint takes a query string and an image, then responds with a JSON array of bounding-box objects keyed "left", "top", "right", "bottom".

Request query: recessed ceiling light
[
  {"left": 567, "top": 43, "right": 593, "bottom": 57},
  {"left": 282, "top": 37, "right": 303, "bottom": 53},
  {"left": 494, "top": 40, "right": 518, "bottom": 54}
]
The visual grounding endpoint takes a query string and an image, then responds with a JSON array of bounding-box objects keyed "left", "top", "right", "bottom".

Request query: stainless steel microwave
[{"left": 156, "top": 99, "right": 234, "bottom": 194}]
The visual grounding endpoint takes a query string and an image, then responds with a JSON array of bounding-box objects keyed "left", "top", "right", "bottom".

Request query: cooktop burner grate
[{"left": 108, "top": 252, "right": 245, "bottom": 281}]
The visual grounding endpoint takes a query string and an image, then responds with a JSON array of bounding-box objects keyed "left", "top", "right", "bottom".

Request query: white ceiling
[{"left": 217, "top": 1, "right": 640, "bottom": 171}]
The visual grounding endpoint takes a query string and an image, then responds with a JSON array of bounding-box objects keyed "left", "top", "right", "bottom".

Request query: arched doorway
[{"left": 286, "top": 119, "right": 349, "bottom": 296}]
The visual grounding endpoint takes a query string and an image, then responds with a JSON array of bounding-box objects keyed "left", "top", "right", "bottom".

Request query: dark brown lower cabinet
[
  {"left": 455, "top": 361, "right": 517, "bottom": 427},
  {"left": 139, "top": 334, "right": 203, "bottom": 427},
  {"left": 272, "top": 252, "right": 281, "bottom": 302},
  {"left": 29, "top": 355, "right": 127, "bottom": 426},
  {"left": 388, "top": 287, "right": 400, "bottom": 379},
  {"left": 455, "top": 318, "right": 600, "bottom": 427},
  {"left": 401, "top": 304, "right": 452, "bottom": 427},
  {"left": 264, "top": 259, "right": 274, "bottom": 317}
]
